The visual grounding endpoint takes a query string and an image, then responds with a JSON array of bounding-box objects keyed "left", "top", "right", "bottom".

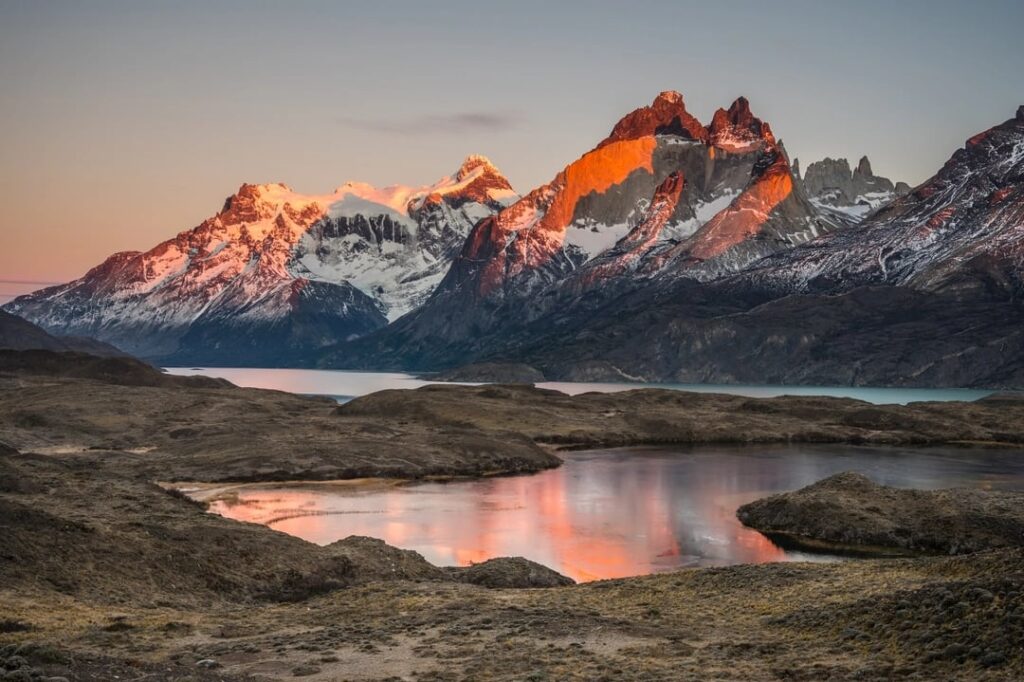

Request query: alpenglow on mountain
[
  {"left": 7, "top": 90, "right": 946, "bottom": 377},
  {"left": 333, "top": 102, "right": 1024, "bottom": 389},
  {"left": 6, "top": 156, "right": 517, "bottom": 364},
  {"left": 330, "top": 92, "right": 902, "bottom": 364}
]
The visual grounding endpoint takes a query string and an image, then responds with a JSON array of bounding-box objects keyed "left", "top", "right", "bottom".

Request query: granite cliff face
[
  {"left": 797, "top": 155, "right": 910, "bottom": 223},
  {"left": 334, "top": 105, "right": 1024, "bottom": 388},
  {"left": 437, "top": 92, "right": 826, "bottom": 304},
  {"left": 337, "top": 92, "right": 837, "bottom": 363}
]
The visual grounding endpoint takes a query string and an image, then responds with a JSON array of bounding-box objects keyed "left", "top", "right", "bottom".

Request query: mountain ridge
[
  {"left": 331, "top": 91, "right": 834, "bottom": 363},
  {"left": 9, "top": 92, "right": 1016, "bottom": 386},
  {"left": 6, "top": 155, "right": 518, "bottom": 364},
  {"left": 327, "top": 103, "right": 1024, "bottom": 388}
]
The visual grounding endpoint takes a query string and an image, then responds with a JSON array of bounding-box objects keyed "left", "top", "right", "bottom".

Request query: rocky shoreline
[{"left": 2, "top": 351, "right": 1023, "bottom": 679}]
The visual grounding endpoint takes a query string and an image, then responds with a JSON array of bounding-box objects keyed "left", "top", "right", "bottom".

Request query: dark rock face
[
  {"left": 737, "top": 472, "right": 1024, "bottom": 555},
  {"left": 799, "top": 155, "right": 908, "bottom": 223},
  {"left": 163, "top": 279, "right": 386, "bottom": 366},
  {"left": 315, "top": 212, "right": 414, "bottom": 247}
]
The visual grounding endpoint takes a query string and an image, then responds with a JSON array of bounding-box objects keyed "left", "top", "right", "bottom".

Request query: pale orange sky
[{"left": 2, "top": 0, "right": 1022, "bottom": 298}]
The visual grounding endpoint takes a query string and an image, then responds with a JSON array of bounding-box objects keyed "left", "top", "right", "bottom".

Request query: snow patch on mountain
[
  {"left": 661, "top": 191, "right": 741, "bottom": 241},
  {"left": 564, "top": 222, "right": 633, "bottom": 261},
  {"left": 327, "top": 194, "right": 416, "bottom": 224}
]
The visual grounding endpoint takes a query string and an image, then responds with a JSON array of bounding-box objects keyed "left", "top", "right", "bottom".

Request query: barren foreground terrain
[{"left": 1, "top": 351, "right": 1022, "bottom": 680}]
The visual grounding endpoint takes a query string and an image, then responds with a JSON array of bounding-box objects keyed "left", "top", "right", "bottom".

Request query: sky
[{"left": 2, "top": 0, "right": 1022, "bottom": 299}]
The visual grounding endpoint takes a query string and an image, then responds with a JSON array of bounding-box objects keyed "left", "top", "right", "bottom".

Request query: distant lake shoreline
[{"left": 163, "top": 366, "right": 993, "bottom": 405}]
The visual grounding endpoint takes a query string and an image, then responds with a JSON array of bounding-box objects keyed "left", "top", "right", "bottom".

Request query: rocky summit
[
  {"left": 797, "top": 154, "right": 910, "bottom": 224},
  {"left": 334, "top": 103, "right": 1024, "bottom": 389}
]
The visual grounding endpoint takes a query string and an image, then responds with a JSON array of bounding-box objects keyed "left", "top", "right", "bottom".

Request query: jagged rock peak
[
  {"left": 655, "top": 89, "right": 684, "bottom": 106},
  {"left": 411, "top": 154, "right": 516, "bottom": 212},
  {"left": 451, "top": 154, "right": 515, "bottom": 197},
  {"left": 791, "top": 157, "right": 801, "bottom": 179},
  {"left": 450, "top": 154, "right": 515, "bottom": 198},
  {"left": 805, "top": 157, "right": 854, "bottom": 183},
  {"left": 599, "top": 90, "right": 708, "bottom": 147},
  {"left": 1017, "top": 104, "right": 1024, "bottom": 121},
  {"left": 855, "top": 156, "right": 874, "bottom": 177},
  {"left": 219, "top": 182, "right": 295, "bottom": 222},
  {"left": 725, "top": 96, "right": 754, "bottom": 124},
  {"left": 802, "top": 155, "right": 906, "bottom": 215},
  {"left": 708, "top": 96, "right": 775, "bottom": 150},
  {"left": 237, "top": 182, "right": 291, "bottom": 196},
  {"left": 653, "top": 170, "right": 685, "bottom": 201}
]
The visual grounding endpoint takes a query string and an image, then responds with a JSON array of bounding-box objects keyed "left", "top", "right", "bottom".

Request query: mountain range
[
  {"left": 6, "top": 93, "right": 1022, "bottom": 387},
  {"left": 6, "top": 156, "right": 516, "bottom": 364}
]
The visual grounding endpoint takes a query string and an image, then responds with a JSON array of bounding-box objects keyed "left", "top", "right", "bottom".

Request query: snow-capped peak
[
  {"left": 457, "top": 154, "right": 498, "bottom": 179},
  {"left": 324, "top": 155, "right": 517, "bottom": 220},
  {"left": 407, "top": 155, "right": 518, "bottom": 213},
  {"left": 7, "top": 156, "right": 519, "bottom": 360}
]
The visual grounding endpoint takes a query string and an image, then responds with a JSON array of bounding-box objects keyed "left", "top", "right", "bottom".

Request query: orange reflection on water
[
  {"left": 196, "top": 444, "right": 1024, "bottom": 582},
  {"left": 205, "top": 449, "right": 827, "bottom": 582}
]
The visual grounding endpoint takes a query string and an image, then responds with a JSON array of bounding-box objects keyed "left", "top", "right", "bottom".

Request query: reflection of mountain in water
[{"left": 203, "top": 445, "right": 1024, "bottom": 582}]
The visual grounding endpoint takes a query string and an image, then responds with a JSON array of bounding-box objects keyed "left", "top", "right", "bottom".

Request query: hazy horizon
[{"left": 2, "top": 0, "right": 1023, "bottom": 296}]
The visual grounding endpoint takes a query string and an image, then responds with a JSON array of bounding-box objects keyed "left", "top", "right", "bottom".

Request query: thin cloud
[{"left": 338, "top": 111, "right": 522, "bottom": 135}]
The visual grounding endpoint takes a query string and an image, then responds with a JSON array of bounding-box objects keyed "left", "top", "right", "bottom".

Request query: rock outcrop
[
  {"left": 451, "top": 557, "right": 575, "bottom": 588},
  {"left": 737, "top": 472, "right": 1024, "bottom": 555},
  {"left": 798, "top": 155, "right": 909, "bottom": 223}
]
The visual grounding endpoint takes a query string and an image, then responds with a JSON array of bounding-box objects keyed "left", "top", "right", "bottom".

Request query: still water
[
  {"left": 194, "top": 444, "right": 1024, "bottom": 582},
  {"left": 163, "top": 367, "right": 992, "bottom": 405}
]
